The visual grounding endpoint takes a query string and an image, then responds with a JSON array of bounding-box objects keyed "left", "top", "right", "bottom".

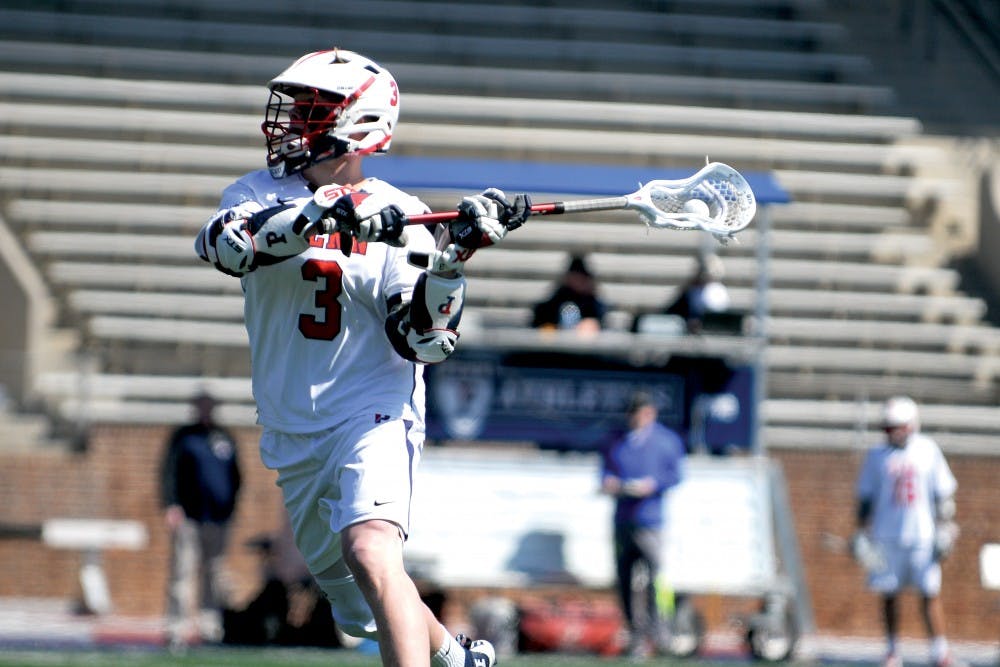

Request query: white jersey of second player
[
  {"left": 213, "top": 169, "right": 434, "bottom": 433},
  {"left": 856, "top": 432, "right": 957, "bottom": 547}
]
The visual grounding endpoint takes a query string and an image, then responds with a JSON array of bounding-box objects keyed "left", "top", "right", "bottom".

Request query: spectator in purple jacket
[{"left": 600, "top": 391, "right": 685, "bottom": 658}]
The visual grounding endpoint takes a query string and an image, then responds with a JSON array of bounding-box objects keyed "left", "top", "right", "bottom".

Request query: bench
[
  {"left": 0, "top": 167, "right": 230, "bottom": 204},
  {"left": 88, "top": 315, "right": 247, "bottom": 347},
  {"left": 41, "top": 518, "right": 148, "bottom": 615},
  {"left": 69, "top": 290, "right": 245, "bottom": 321},
  {"left": 0, "top": 71, "right": 921, "bottom": 141},
  {"left": 0, "top": 108, "right": 940, "bottom": 174},
  {"left": 0, "top": 40, "right": 896, "bottom": 111},
  {"left": 5, "top": 198, "right": 213, "bottom": 233},
  {"left": 767, "top": 370, "right": 998, "bottom": 406},
  {"left": 49, "top": 396, "right": 259, "bottom": 428},
  {"left": 51, "top": 0, "right": 845, "bottom": 49},
  {"left": 468, "top": 249, "right": 959, "bottom": 294},
  {"left": 29, "top": 231, "right": 199, "bottom": 262},
  {"left": 768, "top": 316, "right": 1000, "bottom": 353},
  {"left": 773, "top": 169, "right": 963, "bottom": 204},
  {"left": 47, "top": 261, "right": 239, "bottom": 293},
  {"left": 763, "top": 424, "right": 1000, "bottom": 454},
  {"left": 395, "top": 123, "right": 944, "bottom": 171},
  {"left": 0, "top": 9, "right": 871, "bottom": 82},
  {"left": 37, "top": 371, "right": 252, "bottom": 403},
  {"left": 767, "top": 344, "right": 998, "bottom": 383},
  {"left": 770, "top": 202, "right": 912, "bottom": 229}
]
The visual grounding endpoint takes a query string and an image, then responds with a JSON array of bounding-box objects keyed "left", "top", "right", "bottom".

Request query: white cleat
[{"left": 458, "top": 634, "right": 497, "bottom": 667}]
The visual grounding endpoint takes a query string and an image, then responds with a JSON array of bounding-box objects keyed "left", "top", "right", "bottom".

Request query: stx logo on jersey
[{"left": 438, "top": 297, "right": 455, "bottom": 315}]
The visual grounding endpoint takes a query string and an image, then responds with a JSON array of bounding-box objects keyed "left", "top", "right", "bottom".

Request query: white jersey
[
  {"left": 856, "top": 432, "right": 957, "bottom": 547},
  {"left": 213, "top": 169, "right": 434, "bottom": 433}
]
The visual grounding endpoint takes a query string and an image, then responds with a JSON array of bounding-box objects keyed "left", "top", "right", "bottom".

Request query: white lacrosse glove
[
  {"left": 407, "top": 188, "right": 531, "bottom": 277},
  {"left": 214, "top": 221, "right": 255, "bottom": 276},
  {"left": 322, "top": 191, "right": 409, "bottom": 257},
  {"left": 449, "top": 188, "right": 531, "bottom": 250},
  {"left": 933, "top": 521, "right": 959, "bottom": 562},
  {"left": 849, "top": 531, "right": 884, "bottom": 572},
  {"left": 196, "top": 205, "right": 264, "bottom": 277}
]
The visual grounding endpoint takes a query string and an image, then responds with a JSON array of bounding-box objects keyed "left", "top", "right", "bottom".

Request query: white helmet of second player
[
  {"left": 882, "top": 395, "right": 920, "bottom": 432},
  {"left": 262, "top": 48, "right": 400, "bottom": 178}
]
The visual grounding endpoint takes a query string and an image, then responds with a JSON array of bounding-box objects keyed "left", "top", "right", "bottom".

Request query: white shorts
[
  {"left": 867, "top": 541, "right": 941, "bottom": 596},
  {"left": 259, "top": 413, "right": 424, "bottom": 575}
]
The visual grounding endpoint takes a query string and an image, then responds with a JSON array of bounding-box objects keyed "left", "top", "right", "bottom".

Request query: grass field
[{"left": 0, "top": 647, "right": 818, "bottom": 667}]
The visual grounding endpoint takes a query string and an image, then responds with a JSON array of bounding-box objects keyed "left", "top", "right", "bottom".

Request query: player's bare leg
[
  {"left": 881, "top": 595, "right": 901, "bottom": 667},
  {"left": 342, "top": 519, "right": 439, "bottom": 667},
  {"left": 921, "top": 594, "right": 945, "bottom": 637},
  {"left": 922, "top": 595, "right": 960, "bottom": 667}
]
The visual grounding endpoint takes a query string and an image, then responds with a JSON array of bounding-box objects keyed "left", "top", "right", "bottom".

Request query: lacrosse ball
[{"left": 683, "top": 199, "right": 711, "bottom": 217}]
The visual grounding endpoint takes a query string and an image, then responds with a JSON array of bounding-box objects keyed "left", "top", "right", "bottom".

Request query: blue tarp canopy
[{"left": 367, "top": 155, "right": 790, "bottom": 205}]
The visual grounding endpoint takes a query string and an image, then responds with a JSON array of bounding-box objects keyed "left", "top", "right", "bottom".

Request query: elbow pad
[
  {"left": 386, "top": 272, "right": 465, "bottom": 364},
  {"left": 195, "top": 198, "right": 319, "bottom": 276}
]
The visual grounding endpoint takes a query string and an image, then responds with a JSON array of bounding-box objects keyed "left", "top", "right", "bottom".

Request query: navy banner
[{"left": 425, "top": 349, "right": 754, "bottom": 453}]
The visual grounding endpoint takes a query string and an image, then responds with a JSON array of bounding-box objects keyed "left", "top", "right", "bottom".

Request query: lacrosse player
[
  {"left": 195, "top": 48, "right": 529, "bottom": 667},
  {"left": 853, "top": 396, "right": 962, "bottom": 667}
]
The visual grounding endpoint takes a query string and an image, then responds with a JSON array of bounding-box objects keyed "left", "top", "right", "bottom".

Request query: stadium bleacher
[{"left": 0, "top": 0, "right": 997, "bottom": 453}]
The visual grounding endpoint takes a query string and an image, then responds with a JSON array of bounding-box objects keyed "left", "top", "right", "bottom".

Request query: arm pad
[
  {"left": 385, "top": 272, "right": 466, "bottom": 364},
  {"left": 195, "top": 197, "right": 320, "bottom": 276}
]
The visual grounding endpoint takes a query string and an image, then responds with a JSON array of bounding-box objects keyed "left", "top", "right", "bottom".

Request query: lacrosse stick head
[{"left": 626, "top": 162, "right": 756, "bottom": 239}]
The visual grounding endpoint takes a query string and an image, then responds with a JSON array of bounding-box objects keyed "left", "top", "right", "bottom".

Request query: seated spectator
[
  {"left": 664, "top": 253, "right": 731, "bottom": 334},
  {"left": 532, "top": 254, "right": 607, "bottom": 334}
]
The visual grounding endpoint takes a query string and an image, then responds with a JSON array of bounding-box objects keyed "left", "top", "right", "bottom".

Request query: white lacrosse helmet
[
  {"left": 262, "top": 48, "right": 400, "bottom": 178},
  {"left": 882, "top": 395, "right": 920, "bottom": 431}
]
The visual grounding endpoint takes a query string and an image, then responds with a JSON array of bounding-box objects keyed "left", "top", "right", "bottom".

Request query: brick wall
[{"left": 0, "top": 427, "right": 997, "bottom": 642}]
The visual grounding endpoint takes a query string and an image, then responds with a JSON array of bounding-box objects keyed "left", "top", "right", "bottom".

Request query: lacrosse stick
[{"left": 406, "top": 162, "right": 756, "bottom": 241}]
